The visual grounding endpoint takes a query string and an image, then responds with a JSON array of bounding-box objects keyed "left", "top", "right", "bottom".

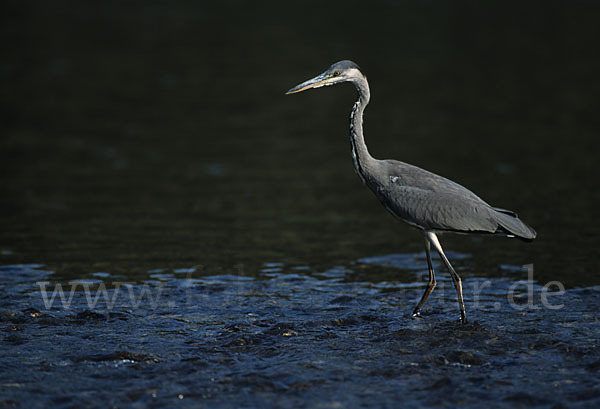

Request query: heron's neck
[{"left": 349, "top": 76, "right": 376, "bottom": 184}]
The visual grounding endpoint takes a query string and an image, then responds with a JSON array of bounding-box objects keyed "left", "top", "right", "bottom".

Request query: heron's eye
[{"left": 333, "top": 70, "right": 341, "bottom": 76}]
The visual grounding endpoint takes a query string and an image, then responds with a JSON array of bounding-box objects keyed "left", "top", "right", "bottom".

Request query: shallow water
[
  {"left": 2, "top": 261, "right": 599, "bottom": 409},
  {"left": 1, "top": 1, "right": 600, "bottom": 408}
]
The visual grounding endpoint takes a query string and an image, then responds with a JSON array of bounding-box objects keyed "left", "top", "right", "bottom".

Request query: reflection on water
[{"left": 1, "top": 1, "right": 599, "bottom": 288}]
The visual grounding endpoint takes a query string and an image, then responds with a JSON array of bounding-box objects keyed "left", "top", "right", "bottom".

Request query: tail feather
[
  {"left": 492, "top": 207, "right": 518, "bottom": 218},
  {"left": 492, "top": 209, "right": 536, "bottom": 241}
]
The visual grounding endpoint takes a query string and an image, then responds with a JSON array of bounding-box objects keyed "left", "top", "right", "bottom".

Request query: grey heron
[{"left": 286, "top": 60, "right": 536, "bottom": 324}]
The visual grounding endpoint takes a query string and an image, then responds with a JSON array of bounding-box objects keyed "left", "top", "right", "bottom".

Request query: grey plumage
[
  {"left": 379, "top": 160, "right": 536, "bottom": 239},
  {"left": 287, "top": 60, "right": 536, "bottom": 323}
]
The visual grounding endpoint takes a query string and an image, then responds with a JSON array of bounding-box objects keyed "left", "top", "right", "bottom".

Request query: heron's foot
[{"left": 411, "top": 310, "right": 424, "bottom": 320}]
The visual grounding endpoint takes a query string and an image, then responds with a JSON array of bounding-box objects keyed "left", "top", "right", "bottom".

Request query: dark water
[{"left": 1, "top": 1, "right": 599, "bottom": 407}]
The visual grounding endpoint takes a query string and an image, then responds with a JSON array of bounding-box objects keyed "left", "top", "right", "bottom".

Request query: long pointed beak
[{"left": 286, "top": 73, "right": 332, "bottom": 95}]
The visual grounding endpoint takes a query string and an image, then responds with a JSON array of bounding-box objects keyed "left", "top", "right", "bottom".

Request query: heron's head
[{"left": 286, "top": 60, "right": 363, "bottom": 95}]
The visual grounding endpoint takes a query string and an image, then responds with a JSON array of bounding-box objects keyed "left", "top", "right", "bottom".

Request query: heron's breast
[{"left": 368, "top": 180, "right": 416, "bottom": 224}]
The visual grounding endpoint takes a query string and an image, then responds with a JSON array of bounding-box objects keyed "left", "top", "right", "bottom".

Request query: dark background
[{"left": 1, "top": 0, "right": 599, "bottom": 285}]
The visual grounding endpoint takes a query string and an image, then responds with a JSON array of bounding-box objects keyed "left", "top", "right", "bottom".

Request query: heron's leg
[
  {"left": 411, "top": 238, "right": 436, "bottom": 318},
  {"left": 425, "top": 232, "right": 467, "bottom": 324}
]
